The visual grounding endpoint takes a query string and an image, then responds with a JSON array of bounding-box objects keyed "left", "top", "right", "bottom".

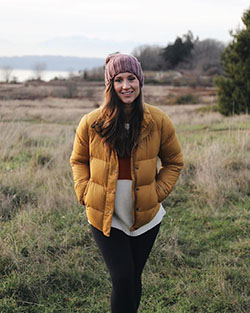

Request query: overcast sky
[{"left": 0, "top": 0, "right": 249, "bottom": 57}]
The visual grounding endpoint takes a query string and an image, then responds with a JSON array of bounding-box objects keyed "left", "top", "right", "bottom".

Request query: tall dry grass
[
  {"left": 0, "top": 120, "right": 75, "bottom": 215},
  {"left": 182, "top": 129, "right": 250, "bottom": 209}
]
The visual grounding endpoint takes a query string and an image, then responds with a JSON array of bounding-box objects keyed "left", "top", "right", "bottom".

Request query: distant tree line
[
  {"left": 82, "top": 33, "right": 225, "bottom": 84},
  {"left": 132, "top": 31, "right": 225, "bottom": 76}
]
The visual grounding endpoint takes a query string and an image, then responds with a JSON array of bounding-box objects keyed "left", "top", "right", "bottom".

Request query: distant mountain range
[
  {"left": 40, "top": 36, "right": 141, "bottom": 57},
  {"left": 0, "top": 35, "right": 144, "bottom": 71},
  {"left": 0, "top": 55, "right": 105, "bottom": 72}
]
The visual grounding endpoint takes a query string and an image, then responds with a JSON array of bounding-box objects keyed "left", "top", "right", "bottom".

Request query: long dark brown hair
[{"left": 97, "top": 82, "right": 144, "bottom": 157}]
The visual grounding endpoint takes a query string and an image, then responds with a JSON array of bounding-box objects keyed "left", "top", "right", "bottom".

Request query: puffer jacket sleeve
[
  {"left": 156, "top": 113, "right": 184, "bottom": 202},
  {"left": 70, "top": 114, "right": 90, "bottom": 204}
]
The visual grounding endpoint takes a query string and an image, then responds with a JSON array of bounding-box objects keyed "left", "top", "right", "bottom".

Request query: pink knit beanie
[{"left": 105, "top": 53, "right": 144, "bottom": 87}]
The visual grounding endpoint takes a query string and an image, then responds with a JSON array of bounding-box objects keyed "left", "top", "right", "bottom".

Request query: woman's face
[{"left": 113, "top": 72, "right": 140, "bottom": 104}]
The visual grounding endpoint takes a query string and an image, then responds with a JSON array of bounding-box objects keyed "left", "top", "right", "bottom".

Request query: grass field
[{"left": 0, "top": 83, "right": 249, "bottom": 312}]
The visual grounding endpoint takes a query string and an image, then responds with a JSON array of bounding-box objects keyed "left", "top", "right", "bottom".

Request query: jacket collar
[
  {"left": 139, "top": 103, "right": 154, "bottom": 141},
  {"left": 141, "top": 103, "right": 153, "bottom": 128}
]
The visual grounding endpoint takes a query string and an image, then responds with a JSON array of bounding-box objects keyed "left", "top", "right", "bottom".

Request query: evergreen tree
[
  {"left": 214, "top": 7, "right": 250, "bottom": 115},
  {"left": 162, "top": 31, "right": 195, "bottom": 68}
]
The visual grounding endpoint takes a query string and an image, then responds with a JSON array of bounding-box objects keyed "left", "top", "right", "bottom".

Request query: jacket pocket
[
  {"left": 82, "top": 179, "right": 91, "bottom": 204},
  {"left": 155, "top": 181, "right": 168, "bottom": 203}
]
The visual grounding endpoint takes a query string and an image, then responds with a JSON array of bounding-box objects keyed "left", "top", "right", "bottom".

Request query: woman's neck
[{"left": 123, "top": 103, "right": 134, "bottom": 122}]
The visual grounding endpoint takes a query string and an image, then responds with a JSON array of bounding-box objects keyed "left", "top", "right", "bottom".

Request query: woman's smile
[{"left": 122, "top": 91, "right": 133, "bottom": 94}]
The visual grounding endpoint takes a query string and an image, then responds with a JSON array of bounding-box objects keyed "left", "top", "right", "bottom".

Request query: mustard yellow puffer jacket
[{"left": 70, "top": 103, "right": 184, "bottom": 237}]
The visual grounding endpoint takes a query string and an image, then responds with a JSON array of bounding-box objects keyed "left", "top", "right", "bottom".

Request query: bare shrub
[
  {"left": 1, "top": 65, "right": 13, "bottom": 83},
  {"left": 132, "top": 45, "right": 166, "bottom": 70},
  {"left": 33, "top": 62, "right": 46, "bottom": 80},
  {"left": 83, "top": 66, "right": 104, "bottom": 81},
  {"left": 64, "top": 81, "right": 78, "bottom": 98},
  {"left": 174, "top": 94, "right": 199, "bottom": 104}
]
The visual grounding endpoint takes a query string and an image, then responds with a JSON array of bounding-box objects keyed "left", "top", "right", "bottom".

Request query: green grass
[
  {"left": 0, "top": 103, "right": 249, "bottom": 312},
  {"left": 143, "top": 200, "right": 249, "bottom": 313}
]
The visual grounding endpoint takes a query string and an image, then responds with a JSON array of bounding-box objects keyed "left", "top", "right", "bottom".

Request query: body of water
[{"left": 0, "top": 69, "right": 78, "bottom": 83}]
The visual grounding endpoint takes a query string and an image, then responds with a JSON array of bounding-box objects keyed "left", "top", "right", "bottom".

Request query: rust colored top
[{"left": 118, "top": 157, "right": 132, "bottom": 180}]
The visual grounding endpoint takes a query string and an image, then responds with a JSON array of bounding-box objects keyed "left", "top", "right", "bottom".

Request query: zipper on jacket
[
  {"left": 131, "top": 143, "right": 138, "bottom": 228},
  {"left": 103, "top": 147, "right": 113, "bottom": 214}
]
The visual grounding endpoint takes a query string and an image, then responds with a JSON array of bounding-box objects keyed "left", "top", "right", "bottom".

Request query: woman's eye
[
  {"left": 115, "top": 78, "right": 122, "bottom": 83},
  {"left": 128, "top": 77, "right": 135, "bottom": 81}
]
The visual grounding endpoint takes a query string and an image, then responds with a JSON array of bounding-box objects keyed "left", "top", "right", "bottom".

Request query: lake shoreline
[{"left": 0, "top": 69, "right": 79, "bottom": 83}]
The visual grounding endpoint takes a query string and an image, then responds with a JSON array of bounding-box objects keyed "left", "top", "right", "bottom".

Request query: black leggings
[{"left": 91, "top": 223, "right": 160, "bottom": 313}]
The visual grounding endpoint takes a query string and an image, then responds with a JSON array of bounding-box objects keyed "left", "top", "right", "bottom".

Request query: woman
[{"left": 70, "top": 53, "right": 184, "bottom": 313}]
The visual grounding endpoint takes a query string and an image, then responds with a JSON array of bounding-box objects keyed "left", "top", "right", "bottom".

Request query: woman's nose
[{"left": 122, "top": 79, "right": 130, "bottom": 89}]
